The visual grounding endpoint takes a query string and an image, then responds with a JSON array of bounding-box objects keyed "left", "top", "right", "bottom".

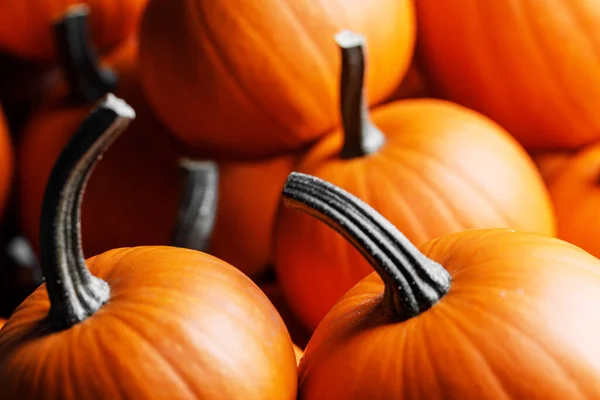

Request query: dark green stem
[
  {"left": 282, "top": 172, "right": 451, "bottom": 320},
  {"left": 171, "top": 159, "right": 219, "bottom": 252},
  {"left": 335, "top": 30, "right": 385, "bottom": 159},
  {"left": 53, "top": 4, "right": 117, "bottom": 103},
  {"left": 39, "top": 94, "right": 135, "bottom": 330}
]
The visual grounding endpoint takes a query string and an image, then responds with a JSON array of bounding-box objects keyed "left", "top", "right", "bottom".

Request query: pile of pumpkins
[{"left": 0, "top": 1, "right": 599, "bottom": 399}]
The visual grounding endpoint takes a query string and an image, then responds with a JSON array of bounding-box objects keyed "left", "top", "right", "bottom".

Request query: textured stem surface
[
  {"left": 282, "top": 172, "right": 451, "bottom": 320},
  {"left": 39, "top": 94, "right": 135, "bottom": 330},
  {"left": 171, "top": 159, "right": 219, "bottom": 252},
  {"left": 335, "top": 30, "right": 385, "bottom": 159},
  {"left": 53, "top": 4, "right": 117, "bottom": 103}
]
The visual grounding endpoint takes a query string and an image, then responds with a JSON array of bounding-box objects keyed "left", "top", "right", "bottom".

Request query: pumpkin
[
  {"left": 273, "top": 31, "right": 556, "bottom": 331},
  {"left": 547, "top": 143, "right": 600, "bottom": 259},
  {"left": 18, "top": 6, "right": 295, "bottom": 277},
  {"left": 531, "top": 150, "right": 576, "bottom": 186},
  {"left": 415, "top": 0, "right": 600, "bottom": 151},
  {"left": 0, "top": 106, "right": 12, "bottom": 220},
  {"left": 0, "top": 94, "right": 298, "bottom": 399},
  {"left": 283, "top": 172, "right": 600, "bottom": 399},
  {"left": 0, "top": 1, "right": 147, "bottom": 60},
  {"left": 138, "top": 0, "right": 415, "bottom": 158}
]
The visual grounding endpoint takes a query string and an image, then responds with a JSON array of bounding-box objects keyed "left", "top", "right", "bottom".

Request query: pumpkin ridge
[
  {"left": 395, "top": 142, "right": 522, "bottom": 229},
  {"left": 449, "top": 300, "right": 586, "bottom": 399},
  {"left": 188, "top": 1, "right": 295, "bottom": 142}
]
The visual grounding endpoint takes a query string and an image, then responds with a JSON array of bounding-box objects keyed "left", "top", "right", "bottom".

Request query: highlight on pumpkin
[{"left": 282, "top": 172, "right": 600, "bottom": 400}]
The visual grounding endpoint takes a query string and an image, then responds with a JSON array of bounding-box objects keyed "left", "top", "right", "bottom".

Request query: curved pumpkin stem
[
  {"left": 335, "top": 30, "right": 385, "bottom": 159},
  {"left": 171, "top": 159, "right": 219, "bottom": 252},
  {"left": 53, "top": 4, "right": 117, "bottom": 103},
  {"left": 282, "top": 172, "right": 451, "bottom": 321},
  {"left": 39, "top": 94, "right": 135, "bottom": 330}
]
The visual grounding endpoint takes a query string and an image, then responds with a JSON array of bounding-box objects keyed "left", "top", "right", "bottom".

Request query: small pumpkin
[
  {"left": 138, "top": 0, "right": 415, "bottom": 158},
  {"left": 415, "top": 0, "right": 600, "bottom": 151},
  {"left": 547, "top": 143, "right": 600, "bottom": 259},
  {"left": 274, "top": 31, "right": 556, "bottom": 331},
  {"left": 0, "top": 94, "right": 298, "bottom": 399},
  {"left": 283, "top": 172, "right": 600, "bottom": 399},
  {"left": 0, "top": 106, "right": 12, "bottom": 220},
  {"left": 0, "top": 2, "right": 147, "bottom": 60},
  {"left": 18, "top": 7, "right": 295, "bottom": 277}
]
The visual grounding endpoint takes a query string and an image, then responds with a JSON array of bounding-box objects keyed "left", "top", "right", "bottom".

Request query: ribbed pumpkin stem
[
  {"left": 171, "top": 159, "right": 219, "bottom": 252},
  {"left": 39, "top": 94, "right": 135, "bottom": 330},
  {"left": 336, "top": 30, "right": 385, "bottom": 159},
  {"left": 282, "top": 172, "right": 451, "bottom": 320},
  {"left": 53, "top": 4, "right": 117, "bottom": 103}
]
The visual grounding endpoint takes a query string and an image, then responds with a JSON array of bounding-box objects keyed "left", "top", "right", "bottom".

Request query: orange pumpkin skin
[
  {"left": 0, "top": 0, "right": 147, "bottom": 60},
  {"left": 274, "top": 99, "right": 556, "bottom": 331},
  {"left": 299, "top": 229, "right": 600, "bottom": 399},
  {"left": 0, "top": 107, "right": 12, "bottom": 219},
  {"left": 415, "top": 1, "right": 600, "bottom": 151},
  {"left": 138, "top": 0, "right": 415, "bottom": 158},
  {"left": 0, "top": 247, "right": 298, "bottom": 399},
  {"left": 547, "top": 144, "right": 600, "bottom": 258}
]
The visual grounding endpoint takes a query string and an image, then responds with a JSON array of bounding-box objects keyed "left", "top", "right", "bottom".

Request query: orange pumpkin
[
  {"left": 416, "top": 0, "right": 600, "bottom": 151},
  {"left": 547, "top": 143, "right": 600, "bottom": 258},
  {"left": 0, "top": 2, "right": 147, "bottom": 60},
  {"left": 274, "top": 31, "right": 556, "bottom": 331},
  {"left": 293, "top": 344, "right": 304, "bottom": 366},
  {"left": 0, "top": 94, "right": 298, "bottom": 399},
  {"left": 283, "top": 172, "right": 600, "bottom": 399},
  {"left": 138, "top": 0, "right": 415, "bottom": 158},
  {"left": 0, "top": 106, "right": 12, "bottom": 219},
  {"left": 19, "top": 7, "right": 295, "bottom": 276}
]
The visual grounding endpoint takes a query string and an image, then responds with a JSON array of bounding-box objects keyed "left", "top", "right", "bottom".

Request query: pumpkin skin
[
  {"left": 415, "top": 0, "right": 600, "bottom": 151},
  {"left": 0, "top": 107, "right": 12, "bottom": 220},
  {"left": 0, "top": 0, "right": 147, "bottom": 60},
  {"left": 138, "top": 0, "right": 415, "bottom": 158},
  {"left": 547, "top": 144, "right": 600, "bottom": 258},
  {"left": 0, "top": 95, "right": 298, "bottom": 399},
  {"left": 282, "top": 172, "right": 600, "bottom": 399},
  {"left": 275, "top": 98, "right": 556, "bottom": 330},
  {"left": 293, "top": 344, "right": 304, "bottom": 366}
]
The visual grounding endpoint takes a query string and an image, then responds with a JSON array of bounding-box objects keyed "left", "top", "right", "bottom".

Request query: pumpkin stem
[
  {"left": 336, "top": 30, "right": 385, "bottom": 159},
  {"left": 39, "top": 94, "right": 135, "bottom": 330},
  {"left": 171, "top": 159, "right": 219, "bottom": 252},
  {"left": 53, "top": 4, "right": 117, "bottom": 103},
  {"left": 282, "top": 172, "right": 451, "bottom": 321}
]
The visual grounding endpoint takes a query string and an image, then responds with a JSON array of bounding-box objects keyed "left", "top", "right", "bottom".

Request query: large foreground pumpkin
[
  {"left": 274, "top": 31, "right": 556, "bottom": 331},
  {"left": 0, "top": 1, "right": 147, "bottom": 60},
  {"left": 139, "top": 0, "right": 415, "bottom": 158},
  {"left": 0, "top": 95, "right": 298, "bottom": 399},
  {"left": 416, "top": 0, "right": 600, "bottom": 150},
  {"left": 284, "top": 172, "right": 600, "bottom": 399}
]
